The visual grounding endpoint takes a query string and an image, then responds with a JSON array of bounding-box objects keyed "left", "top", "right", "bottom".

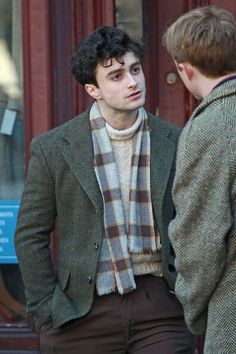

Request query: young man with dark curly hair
[{"left": 15, "top": 26, "right": 194, "bottom": 353}]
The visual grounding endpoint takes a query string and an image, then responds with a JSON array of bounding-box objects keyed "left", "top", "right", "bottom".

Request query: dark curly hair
[{"left": 71, "top": 26, "right": 146, "bottom": 86}]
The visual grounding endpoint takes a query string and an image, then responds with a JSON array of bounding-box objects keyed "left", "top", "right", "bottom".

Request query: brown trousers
[{"left": 40, "top": 275, "right": 195, "bottom": 354}]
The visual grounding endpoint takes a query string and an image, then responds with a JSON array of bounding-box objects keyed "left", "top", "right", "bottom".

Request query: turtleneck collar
[{"left": 106, "top": 110, "right": 142, "bottom": 141}]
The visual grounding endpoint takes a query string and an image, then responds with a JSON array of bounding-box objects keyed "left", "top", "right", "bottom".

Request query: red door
[{"left": 143, "top": 0, "right": 236, "bottom": 126}]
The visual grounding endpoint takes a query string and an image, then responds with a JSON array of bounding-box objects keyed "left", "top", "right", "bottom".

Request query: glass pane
[
  {"left": 0, "top": 0, "right": 27, "bottom": 327},
  {"left": 115, "top": 0, "right": 143, "bottom": 38}
]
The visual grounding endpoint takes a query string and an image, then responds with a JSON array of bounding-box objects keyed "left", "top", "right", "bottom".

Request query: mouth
[{"left": 127, "top": 91, "right": 142, "bottom": 99}]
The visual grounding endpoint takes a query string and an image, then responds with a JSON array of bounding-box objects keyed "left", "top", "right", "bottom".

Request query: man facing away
[
  {"left": 15, "top": 26, "right": 194, "bottom": 353},
  {"left": 163, "top": 6, "right": 236, "bottom": 354}
]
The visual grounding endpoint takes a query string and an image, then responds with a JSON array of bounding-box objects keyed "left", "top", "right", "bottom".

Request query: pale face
[{"left": 85, "top": 52, "right": 146, "bottom": 126}]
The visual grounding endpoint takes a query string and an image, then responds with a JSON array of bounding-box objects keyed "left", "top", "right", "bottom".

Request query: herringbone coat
[
  {"left": 169, "top": 79, "right": 236, "bottom": 354},
  {"left": 15, "top": 109, "right": 180, "bottom": 331}
]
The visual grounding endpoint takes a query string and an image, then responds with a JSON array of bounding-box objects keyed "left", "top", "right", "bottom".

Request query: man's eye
[
  {"left": 112, "top": 74, "right": 121, "bottom": 81},
  {"left": 132, "top": 66, "right": 141, "bottom": 74}
]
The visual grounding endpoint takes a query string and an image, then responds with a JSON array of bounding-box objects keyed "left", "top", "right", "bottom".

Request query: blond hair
[{"left": 163, "top": 6, "right": 236, "bottom": 77}]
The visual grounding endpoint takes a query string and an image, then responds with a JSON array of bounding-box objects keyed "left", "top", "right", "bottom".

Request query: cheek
[
  {"left": 138, "top": 72, "right": 145, "bottom": 83},
  {"left": 102, "top": 93, "right": 120, "bottom": 106},
  {"left": 105, "top": 89, "right": 122, "bottom": 101}
]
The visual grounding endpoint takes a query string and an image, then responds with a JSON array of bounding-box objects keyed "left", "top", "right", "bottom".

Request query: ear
[
  {"left": 85, "top": 84, "right": 102, "bottom": 100},
  {"left": 177, "top": 62, "right": 194, "bottom": 81}
]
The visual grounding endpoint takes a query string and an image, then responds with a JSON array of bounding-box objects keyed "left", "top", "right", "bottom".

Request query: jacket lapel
[
  {"left": 148, "top": 116, "right": 176, "bottom": 223},
  {"left": 62, "top": 112, "right": 103, "bottom": 215},
  {"left": 61, "top": 111, "right": 176, "bottom": 221}
]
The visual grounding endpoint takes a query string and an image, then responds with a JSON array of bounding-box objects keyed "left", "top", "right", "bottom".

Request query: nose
[{"left": 127, "top": 73, "right": 138, "bottom": 88}]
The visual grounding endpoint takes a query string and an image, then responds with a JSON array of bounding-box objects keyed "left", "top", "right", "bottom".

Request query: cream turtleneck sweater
[{"left": 106, "top": 117, "right": 163, "bottom": 277}]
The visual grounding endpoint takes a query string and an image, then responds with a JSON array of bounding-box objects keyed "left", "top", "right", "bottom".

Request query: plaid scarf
[{"left": 90, "top": 102, "right": 159, "bottom": 295}]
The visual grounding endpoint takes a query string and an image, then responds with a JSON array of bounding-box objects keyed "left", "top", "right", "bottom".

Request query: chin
[{"left": 135, "top": 97, "right": 146, "bottom": 109}]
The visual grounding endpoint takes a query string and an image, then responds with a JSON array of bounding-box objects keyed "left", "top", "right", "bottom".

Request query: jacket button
[
  {"left": 94, "top": 242, "right": 99, "bottom": 250},
  {"left": 87, "top": 276, "right": 93, "bottom": 284}
]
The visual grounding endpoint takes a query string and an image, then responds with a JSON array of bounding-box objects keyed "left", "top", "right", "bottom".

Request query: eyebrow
[{"left": 106, "top": 60, "right": 141, "bottom": 77}]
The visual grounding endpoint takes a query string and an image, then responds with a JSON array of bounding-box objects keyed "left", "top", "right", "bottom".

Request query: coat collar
[
  {"left": 147, "top": 115, "right": 176, "bottom": 221},
  {"left": 62, "top": 110, "right": 104, "bottom": 214},
  {"left": 62, "top": 110, "right": 176, "bottom": 218},
  {"left": 191, "top": 78, "right": 236, "bottom": 120}
]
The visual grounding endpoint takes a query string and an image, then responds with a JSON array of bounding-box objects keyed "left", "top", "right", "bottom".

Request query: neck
[
  {"left": 96, "top": 102, "right": 138, "bottom": 130},
  {"left": 197, "top": 72, "right": 236, "bottom": 99}
]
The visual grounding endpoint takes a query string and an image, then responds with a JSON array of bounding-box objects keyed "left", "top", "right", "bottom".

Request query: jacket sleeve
[
  {"left": 168, "top": 116, "right": 232, "bottom": 334},
  {"left": 14, "top": 136, "right": 57, "bottom": 329}
]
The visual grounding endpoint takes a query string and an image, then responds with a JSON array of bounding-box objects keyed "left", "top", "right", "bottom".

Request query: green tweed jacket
[
  {"left": 169, "top": 79, "right": 236, "bottom": 354},
  {"left": 15, "top": 109, "right": 180, "bottom": 330}
]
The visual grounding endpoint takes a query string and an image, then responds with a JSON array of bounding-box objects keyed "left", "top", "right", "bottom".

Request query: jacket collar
[
  {"left": 147, "top": 115, "right": 176, "bottom": 223},
  {"left": 191, "top": 78, "right": 236, "bottom": 120},
  {"left": 62, "top": 110, "right": 104, "bottom": 214},
  {"left": 62, "top": 110, "right": 176, "bottom": 218}
]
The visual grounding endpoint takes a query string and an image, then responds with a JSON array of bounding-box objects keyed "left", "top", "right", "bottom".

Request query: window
[
  {"left": 115, "top": 0, "right": 143, "bottom": 38},
  {"left": 0, "top": 0, "right": 26, "bottom": 326}
]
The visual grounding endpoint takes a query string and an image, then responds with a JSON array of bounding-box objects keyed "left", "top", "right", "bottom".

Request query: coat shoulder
[
  {"left": 31, "top": 109, "right": 90, "bottom": 149},
  {"left": 147, "top": 112, "right": 182, "bottom": 142}
]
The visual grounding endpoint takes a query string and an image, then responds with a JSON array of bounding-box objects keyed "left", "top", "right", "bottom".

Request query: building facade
[{"left": 0, "top": 0, "right": 235, "bottom": 352}]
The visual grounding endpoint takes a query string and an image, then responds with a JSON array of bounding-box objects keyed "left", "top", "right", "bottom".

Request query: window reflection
[
  {"left": 0, "top": 0, "right": 24, "bottom": 200},
  {"left": 0, "top": 0, "right": 26, "bottom": 326},
  {"left": 115, "top": 0, "right": 143, "bottom": 38}
]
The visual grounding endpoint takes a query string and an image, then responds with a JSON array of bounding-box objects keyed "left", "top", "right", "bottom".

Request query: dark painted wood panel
[
  {"left": 72, "top": 0, "right": 115, "bottom": 115},
  {"left": 22, "top": 0, "right": 54, "bottom": 163}
]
